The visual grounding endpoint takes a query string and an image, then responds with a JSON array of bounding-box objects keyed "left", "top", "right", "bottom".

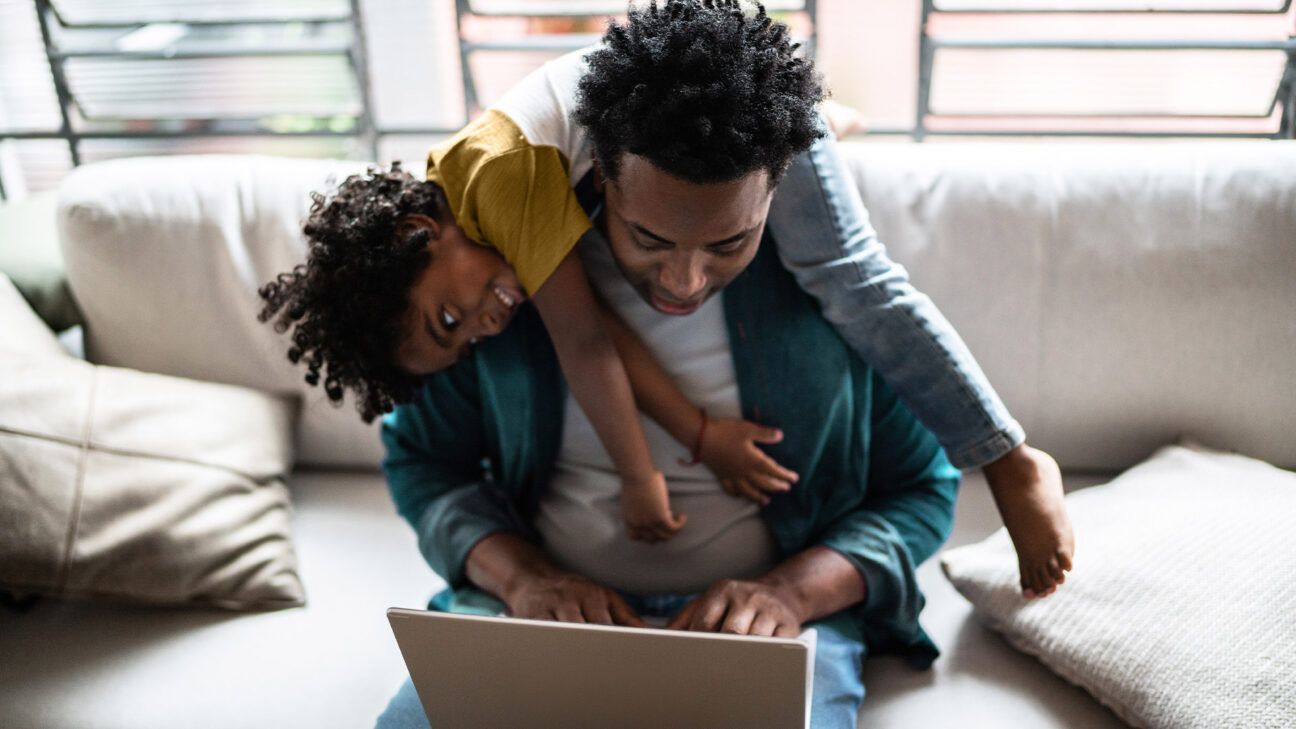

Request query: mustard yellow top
[{"left": 427, "top": 109, "right": 593, "bottom": 297}]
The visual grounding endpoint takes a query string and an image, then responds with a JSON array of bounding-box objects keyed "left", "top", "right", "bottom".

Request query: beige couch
[{"left": 1, "top": 140, "right": 1292, "bottom": 729}]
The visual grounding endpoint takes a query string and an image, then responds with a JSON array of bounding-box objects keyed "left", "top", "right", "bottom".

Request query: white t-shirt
[{"left": 534, "top": 234, "right": 780, "bottom": 596}]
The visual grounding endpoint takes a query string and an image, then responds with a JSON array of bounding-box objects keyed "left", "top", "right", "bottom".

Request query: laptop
[{"left": 387, "top": 607, "right": 817, "bottom": 729}]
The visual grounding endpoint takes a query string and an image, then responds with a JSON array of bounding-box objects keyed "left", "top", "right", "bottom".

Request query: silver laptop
[{"left": 387, "top": 607, "right": 817, "bottom": 729}]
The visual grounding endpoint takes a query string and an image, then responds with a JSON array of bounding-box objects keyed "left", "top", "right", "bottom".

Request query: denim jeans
[
  {"left": 767, "top": 130, "right": 1024, "bottom": 469},
  {"left": 375, "top": 593, "right": 867, "bottom": 729}
]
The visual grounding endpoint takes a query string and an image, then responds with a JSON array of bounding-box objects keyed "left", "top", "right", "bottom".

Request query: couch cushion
[
  {"left": 0, "top": 283, "right": 302, "bottom": 608},
  {"left": 0, "top": 468, "right": 1127, "bottom": 729},
  {"left": 940, "top": 443, "right": 1295, "bottom": 729},
  {"left": 56, "top": 154, "right": 381, "bottom": 469},
  {"left": 844, "top": 141, "right": 1296, "bottom": 471},
  {"left": 0, "top": 470, "right": 434, "bottom": 729}
]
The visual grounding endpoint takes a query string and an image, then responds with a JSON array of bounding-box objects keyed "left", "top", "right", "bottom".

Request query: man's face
[{"left": 600, "top": 153, "right": 773, "bottom": 316}]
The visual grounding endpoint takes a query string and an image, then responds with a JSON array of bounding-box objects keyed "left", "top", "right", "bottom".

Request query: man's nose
[{"left": 659, "top": 256, "right": 707, "bottom": 302}]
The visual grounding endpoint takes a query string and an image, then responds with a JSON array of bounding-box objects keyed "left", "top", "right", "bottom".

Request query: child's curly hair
[{"left": 258, "top": 162, "right": 447, "bottom": 423}]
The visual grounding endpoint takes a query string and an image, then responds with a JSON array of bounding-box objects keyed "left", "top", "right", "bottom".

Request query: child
[{"left": 259, "top": 165, "right": 795, "bottom": 546}]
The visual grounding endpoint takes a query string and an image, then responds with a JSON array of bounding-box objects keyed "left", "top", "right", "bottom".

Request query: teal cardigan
[{"left": 381, "top": 234, "right": 960, "bottom": 667}]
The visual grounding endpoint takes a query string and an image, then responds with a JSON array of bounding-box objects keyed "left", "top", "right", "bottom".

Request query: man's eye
[
  {"left": 708, "top": 243, "right": 743, "bottom": 258},
  {"left": 634, "top": 237, "right": 668, "bottom": 252},
  {"left": 441, "top": 309, "right": 459, "bottom": 330}
]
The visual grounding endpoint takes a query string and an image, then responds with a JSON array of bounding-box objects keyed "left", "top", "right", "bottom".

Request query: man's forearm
[
  {"left": 759, "top": 546, "right": 867, "bottom": 625},
  {"left": 463, "top": 531, "right": 562, "bottom": 605}
]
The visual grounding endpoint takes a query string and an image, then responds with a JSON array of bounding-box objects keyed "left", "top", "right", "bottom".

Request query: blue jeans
[
  {"left": 767, "top": 129, "right": 1024, "bottom": 469},
  {"left": 375, "top": 593, "right": 867, "bottom": 729}
]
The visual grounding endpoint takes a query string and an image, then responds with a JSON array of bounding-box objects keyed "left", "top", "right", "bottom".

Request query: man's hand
[
  {"left": 665, "top": 578, "right": 804, "bottom": 638},
  {"left": 466, "top": 532, "right": 648, "bottom": 627},
  {"left": 505, "top": 570, "right": 648, "bottom": 628},
  {"left": 700, "top": 419, "right": 799, "bottom": 507}
]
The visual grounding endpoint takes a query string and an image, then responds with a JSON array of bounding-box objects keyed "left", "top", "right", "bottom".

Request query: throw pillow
[
  {"left": 0, "top": 292, "right": 303, "bottom": 610},
  {"left": 940, "top": 443, "right": 1295, "bottom": 729}
]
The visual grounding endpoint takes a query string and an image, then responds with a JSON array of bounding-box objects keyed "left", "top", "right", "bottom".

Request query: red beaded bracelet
[{"left": 680, "top": 407, "right": 708, "bottom": 466}]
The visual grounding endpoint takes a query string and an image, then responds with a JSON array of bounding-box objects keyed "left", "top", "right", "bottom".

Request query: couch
[{"left": 2, "top": 140, "right": 1292, "bottom": 729}]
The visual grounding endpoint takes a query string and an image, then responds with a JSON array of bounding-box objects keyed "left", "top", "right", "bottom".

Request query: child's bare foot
[
  {"left": 621, "top": 472, "right": 687, "bottom": 544},
  {"left": 982, "top": 444, "right": 1075, "bottom": 599}
]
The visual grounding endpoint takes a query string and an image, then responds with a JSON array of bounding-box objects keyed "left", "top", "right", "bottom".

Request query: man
[
  {"left": 250, "top": 1, "right": 1065, "bottom": 723},
  {"left": 356, "top": 2, "right": 1077, "bottom": 725},
  {"left": 375, "top": 157, "right": 960, "bottom": 725},
  {"left": 374, "top": 5, "right": 965, "bottom": 717}
]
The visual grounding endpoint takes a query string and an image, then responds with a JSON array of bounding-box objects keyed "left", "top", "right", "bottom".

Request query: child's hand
[
  {"left": 621, "top": 471, "right": 687, "bottom": 543},
  {"left": 699, "top": 419, "right": 799, "bottom": 507}
]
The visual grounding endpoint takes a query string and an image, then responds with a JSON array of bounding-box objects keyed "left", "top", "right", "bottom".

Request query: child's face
[{"left": 393, "top": 215, "right": 526, "bottom": 375}]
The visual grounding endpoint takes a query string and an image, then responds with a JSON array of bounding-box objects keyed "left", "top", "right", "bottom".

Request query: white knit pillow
[{"left": 940, "top": 443, "right": 1295, "bottom": 729}]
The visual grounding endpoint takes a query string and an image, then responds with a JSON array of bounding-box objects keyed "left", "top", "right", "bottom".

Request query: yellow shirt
[{"left": 426, "top": 51, "right": 597, "bottom": 297}]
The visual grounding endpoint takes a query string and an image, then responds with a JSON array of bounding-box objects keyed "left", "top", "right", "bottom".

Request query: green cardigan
[{"left": 381, "top": 234, "right": 960, "bottom": 667}]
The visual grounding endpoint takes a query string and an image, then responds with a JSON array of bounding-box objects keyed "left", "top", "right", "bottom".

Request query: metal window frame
[
  {"left": 930, "top": 0, "right": 1291, "bottom": 13},
  {"left": 452, "top": 0, "right": 817, "bottom": 122},
  {"left": 0, "top": 0, "right": 441, "bottom": 200},
  {"left": 912, "top": 0, "right": 1296, "bottom": 140},
  {"left": 1, "top": 0, "right": 819, "bottom": 201},
  {"left": 10, "top": 1, "right": 1292, "bottom": 200}
]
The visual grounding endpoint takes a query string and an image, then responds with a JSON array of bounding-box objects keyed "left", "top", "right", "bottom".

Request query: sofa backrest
[
  {"left": 57, "top": 146, "right": 1296, "bottom": 473},
  {"left": 58, "top": 155, "right": 381, "bottom": 469},
  {"left": 843, "top": 141, "right": 1296, "bottom": 471}
]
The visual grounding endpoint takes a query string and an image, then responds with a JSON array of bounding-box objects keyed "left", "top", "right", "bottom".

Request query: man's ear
[
  {"left": 396, "top": 213, "right": 442, "bottom": 242},
  {"left": 592, "top": 162, "right": 606, "bottom": 194}
]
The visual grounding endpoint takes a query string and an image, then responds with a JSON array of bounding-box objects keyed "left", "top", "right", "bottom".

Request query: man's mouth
[{"left": 650, "top": 293, "right": 703, "bottom": 316}]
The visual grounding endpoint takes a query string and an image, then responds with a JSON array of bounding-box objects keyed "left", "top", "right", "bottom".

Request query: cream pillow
[
  {"left": 0, "top": 284, "right": 303, "bottom": 610},
  {"left": 940, "top": 443, "right": 1295, "bottom": 729}
]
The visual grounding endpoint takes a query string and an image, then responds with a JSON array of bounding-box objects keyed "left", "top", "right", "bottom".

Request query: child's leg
[
  {"left": 766, "top": 128, "right": 1073, "bottom": 597},
  {"left": 767, "top": 131, "right": 1021, "bottom": 468}
]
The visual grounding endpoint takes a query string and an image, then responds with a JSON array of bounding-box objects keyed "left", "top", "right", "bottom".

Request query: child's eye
[{"left": 441, "top": 309, "right": 459, "bottom": 330}]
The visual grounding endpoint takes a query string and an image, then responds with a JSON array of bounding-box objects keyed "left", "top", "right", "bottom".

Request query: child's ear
[{"left": 397, "top": 213, "right": 442, "bottom": 242}]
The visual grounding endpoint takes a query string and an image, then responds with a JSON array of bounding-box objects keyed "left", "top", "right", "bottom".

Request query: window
[{"left": 3, "top": 0, "right": 1291, "bottom": 199}]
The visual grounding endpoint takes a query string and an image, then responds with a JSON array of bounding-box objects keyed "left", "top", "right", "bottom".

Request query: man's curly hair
[
  {"left": 574, "top": 0, "right": 826, "bottom": 186},
  {"left": 258, "top": 162, "right": 446, "bottom": 423}
]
